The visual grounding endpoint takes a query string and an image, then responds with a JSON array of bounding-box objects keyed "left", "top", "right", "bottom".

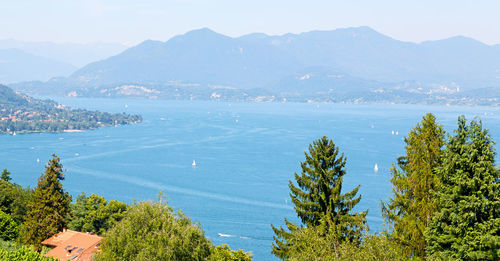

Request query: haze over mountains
[
  {"left": 6, "top": 27, "right": 500, "bottom": 105},
  {"left": 0, "top": 48, "right": 76, "bottom": 83},
  {"left": 0, "top": 40, "right": 127, "bottom": 83},
  {"left": 0, "top": 39, "right": 128, "bottom": 67}
]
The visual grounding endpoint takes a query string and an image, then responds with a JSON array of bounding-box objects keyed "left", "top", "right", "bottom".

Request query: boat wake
[
  {"left": 68, "top": 166, "right": 293, "bottom": 210},
  {"left": 218, "top": 233, "right": 249, "bottom": 239}
]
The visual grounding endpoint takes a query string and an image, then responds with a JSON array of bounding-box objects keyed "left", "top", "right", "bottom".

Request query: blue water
[{"left": 2, "top": 99, "right": 500, "bottom": 260}]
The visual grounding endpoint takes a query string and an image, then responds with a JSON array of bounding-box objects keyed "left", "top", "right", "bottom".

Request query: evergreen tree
[
  {"left": 0, "top": 169, "right": 11, "bottom": 182},
  {"left": 271, "top": 136, "right": 367, "bottom": 259},
  {"left": 0, "top": 210, "right": 19, "bottom": 241},
  {"left": 425, "top": 116, "right": 500, "bottom": 260},
  {"left": 21, "top": 155, "right": 71, "bottom": 251},
  {"left": 381, "top": 113, "right": 444, "bottom": 257}
]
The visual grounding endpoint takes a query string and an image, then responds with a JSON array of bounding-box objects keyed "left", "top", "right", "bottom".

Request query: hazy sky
[{"left": 2, "top": 0, "right": 499, "bottom": 45}]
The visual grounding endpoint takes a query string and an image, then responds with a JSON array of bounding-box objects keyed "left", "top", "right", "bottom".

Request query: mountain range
[{"left": 7, "top": 27, "right": 500, "bottom": 105}]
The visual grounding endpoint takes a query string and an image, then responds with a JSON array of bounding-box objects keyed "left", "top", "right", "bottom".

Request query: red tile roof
[{"left": 41, "top": 229, "right": 102, "bottom": 261}]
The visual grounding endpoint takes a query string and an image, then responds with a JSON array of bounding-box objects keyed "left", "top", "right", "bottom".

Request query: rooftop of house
[{"left": 41, "top": 229, "right": 102, "bottom": 261}]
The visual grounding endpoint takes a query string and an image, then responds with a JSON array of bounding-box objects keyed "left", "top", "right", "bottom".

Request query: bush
[{"left": 0, "top": 246, "right": 57, "bottom": 261}]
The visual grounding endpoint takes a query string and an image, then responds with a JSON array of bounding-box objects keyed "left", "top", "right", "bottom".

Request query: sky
[{"left": 1, "top": 0, "right": 499, "bottom": 46}]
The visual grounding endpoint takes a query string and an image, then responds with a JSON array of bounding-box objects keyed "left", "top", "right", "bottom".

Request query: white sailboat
[
  {"left": 192, "top": 160, "right": 196, "bottom": 167},
  {"left": 374, "top": 163, "right": 379, "bottom": 173}
]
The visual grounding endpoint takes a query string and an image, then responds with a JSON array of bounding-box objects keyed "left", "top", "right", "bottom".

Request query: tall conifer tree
[
  {"left": 381, "top": 113, "right": 444, "bottom": 257},
  {"left": 271, "top": 136, "right": 367, "bottom": 259},
  {"left": 22, "top": 155, "right": 71, "bottom": 251},
  {"left": 426, "top": 116, "right": 500, "bottom": 260}
]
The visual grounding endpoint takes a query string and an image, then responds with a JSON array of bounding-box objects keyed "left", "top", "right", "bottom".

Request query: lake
[{"left": 2, "top": 98, "right": 500, "bottom": 260}]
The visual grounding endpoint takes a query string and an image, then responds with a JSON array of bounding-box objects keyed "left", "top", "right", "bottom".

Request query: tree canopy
[
  {"left": 0, "top": 178, "right": 30, "bottom": 224},
  {"left": 381, "top": 113, "right": 445, "bottom": 257},
  {"left": 21, "top": 155, "right": 72, "bottom": 251},
  {"left": 272, "top": 136, "right": 367, "bottom": 259},
  {"left": 68, "top": 193, "right": 128, "bottom": 235},
  {"left": 425, "top": 116, "right": 500, "bottom": 260},
  {"left": 96, "top": 199, "right": 214, "bottom": 260},
  {"left": 0, "top": 210, "right": 19, "bottom": 241}
]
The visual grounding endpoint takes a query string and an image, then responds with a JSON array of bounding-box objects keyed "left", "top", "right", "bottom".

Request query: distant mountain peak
[
  {"left": 421, "top": 35, "right": 488, "bottom": 47},
  {"left": 177, "top": 28, "right": 230, "bottom": 41}
]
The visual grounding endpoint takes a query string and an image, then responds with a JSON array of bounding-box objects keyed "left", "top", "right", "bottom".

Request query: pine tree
[
  {"left": 22, "top": 155, "right": 72, "bottom": 251},
  {"left": 1, "top": 169, "right": 11, "bottom": 182},
  {"left": 425, "top": 116, "right": 500, "bottom": 260},
  {"left": 381, "top": 113, "right": 444, "bottom": 257},
  {"left": 271, "top": 136, "right": 367, "bottom": 259}
]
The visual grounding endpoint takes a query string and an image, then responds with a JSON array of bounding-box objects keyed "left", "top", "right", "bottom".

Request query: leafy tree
[
  {"left": 271, "top": 136, "right": 367, "bottom": 259},
  {"left": 96, "top": 198, "right": 213, "bottom": 260},
  {"left": 381, "top": 113, "right": 444, "bottom": 257},
  {"left": 210, "top": 244, "right": 252, "bottom": 261},
  {"left": 0, "top": 246, "right": 57, "bottom": 260},
  {"left": 0, "top": 170, "right": 10, "bottom": 182},
  {"left": 21, "top": 155, "right": 72, "bottom": 251},
  {"left": 0, "top": 179, "right": 30, "bottom": 223},
  {"left": 279, "top": 225, "right": 407, "bottom": 261},
  {"left": 426, "top": 116, "right": 500, "bottom": 260},
  {"left": 0, "top": 210, "right": 19, "bottom": 241},
  {"left": 68, "top": 193, "right": 128, "bottom": 235}
]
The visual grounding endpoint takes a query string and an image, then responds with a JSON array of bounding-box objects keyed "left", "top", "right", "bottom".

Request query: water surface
[{"left": 2, "top": 99, "right": 499, "bottom": 260}]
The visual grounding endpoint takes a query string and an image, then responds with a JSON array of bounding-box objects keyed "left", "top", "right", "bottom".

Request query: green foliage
[
  {"left": 381, "top": 113, "right": 445, "bottom": 257},
  {"left": 0, "top": 170, "right": 10, "bottom": 183},
  {"left": 277, "top": 225, "right": 407, "bottom": 261},
  {"left": 96, "top": 199, "right": 213, "bottom": 261},
  {"left": 271, "top": 136, "right": 367, "bottom": 259},
  {"left": 0, "top": 179, "right": 30, "bottom": 223},
  {"left": 68, "top": 193, "right": 128, "bottom": 235},
  {"left": 0, "top": 246, "right": 57, "bottom": 261},
  {"left": 0, "top": 211, "right": 19, "bottom": 241},
  {"left": 0, "top": 238, "right": 22, "bottom": 251},
  {"left": 425, "top": 116, "right": 500, "bottom": 260},
  {"left": 21, "top": 155, "right": 72, "bottom": 251},
  {"left": 210, "top": 244, "right": 252, "bottom": 261}
]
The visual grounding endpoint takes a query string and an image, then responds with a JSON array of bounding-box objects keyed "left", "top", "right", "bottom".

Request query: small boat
[
  {"left": 218, "top": 233, "right": 232, "bottom": 237},
  {"left": 12, "top": 132, "right": 16, "bottom": 136},
  {"left": 36, "top": 158, "right": 40, "bottom": 163},
  {"left": 374, "top": 164, "right": 379, "bottom": 173},
  {"left": 192, "top": 160, "right": 196, "bottom": 167},
  {"left": 395, "top": 131, "right": 399, "bottom": 135},
  {"left": 391, "top": 130, "right": 394, "bottom": 135}
]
